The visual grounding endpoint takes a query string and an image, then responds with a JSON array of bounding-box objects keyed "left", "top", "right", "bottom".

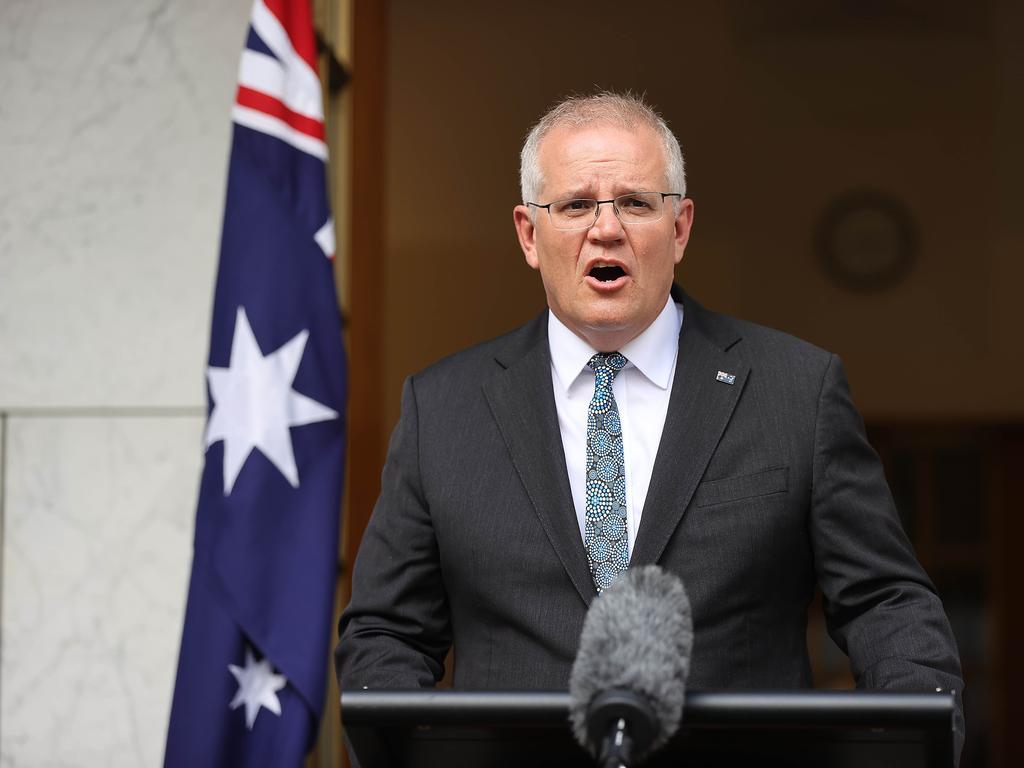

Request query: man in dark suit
[{"left": 336, "top": 92, "right": 963, "bottom": 751}]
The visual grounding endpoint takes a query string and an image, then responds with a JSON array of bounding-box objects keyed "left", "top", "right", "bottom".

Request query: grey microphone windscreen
[{"left": 568, "top": 565, "right": 693, "bottom": 754}]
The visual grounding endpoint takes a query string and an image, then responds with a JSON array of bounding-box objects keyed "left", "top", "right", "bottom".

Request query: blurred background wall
[
  {"left": 346, "top": 3, "right": 1024, "bottom": 767},
  {"left": 376, "top": 0, "right": 1022, "bottom": 425},
  {"left": 1, "top": 1, "right": 1021, "bottom": 766}
]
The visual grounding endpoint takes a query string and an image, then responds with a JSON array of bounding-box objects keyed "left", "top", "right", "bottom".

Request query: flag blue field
[{"left": 165, "top": 0, "right": 346, "bottom": 764}]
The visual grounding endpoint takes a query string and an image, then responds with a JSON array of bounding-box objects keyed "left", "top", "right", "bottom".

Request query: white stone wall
[{"left": 0, "top": 0, "right": 252, "bottom": 764}]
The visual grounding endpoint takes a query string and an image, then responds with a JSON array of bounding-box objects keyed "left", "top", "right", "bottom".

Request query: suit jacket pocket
[{"left": 695, "top": 467, "right": 788, "bottom": 507}]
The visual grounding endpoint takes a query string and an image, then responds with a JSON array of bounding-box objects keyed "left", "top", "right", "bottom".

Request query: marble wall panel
[
  {"left": 0, "top": 414, "right": 204, "bottom": 767},
  {"left": 0, "top": 0, "right": 250, "bottom": 409},
  {"left": 1, "top": 416, "right": 5, "bottom": 561}
]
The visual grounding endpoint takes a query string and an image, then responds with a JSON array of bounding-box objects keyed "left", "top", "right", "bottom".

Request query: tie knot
[{"left": 589, "top": 352, "right": 627, "bottom": 373}]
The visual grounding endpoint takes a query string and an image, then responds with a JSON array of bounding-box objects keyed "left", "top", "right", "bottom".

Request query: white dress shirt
[{"left": 547, "top": 296, "right": 683, "bottom": 558}]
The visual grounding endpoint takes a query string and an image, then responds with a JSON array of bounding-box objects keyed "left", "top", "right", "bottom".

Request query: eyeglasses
[{"left": 527, "top": 192, "right": 682, "bottom": 230}]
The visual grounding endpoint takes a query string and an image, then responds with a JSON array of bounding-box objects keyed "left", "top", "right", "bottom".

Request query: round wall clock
[{"left": 815, "top": 190, "right": 917, "bottom": 292}]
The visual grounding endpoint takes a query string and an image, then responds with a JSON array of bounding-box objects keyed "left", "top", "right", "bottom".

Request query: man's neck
[{"left": 556, "top": 318, "right": 655, "bottom": 354}]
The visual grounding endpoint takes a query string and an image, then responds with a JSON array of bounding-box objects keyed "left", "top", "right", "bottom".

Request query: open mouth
[{"left": 588, "top": 265, "right": 626, "bottom": 282}]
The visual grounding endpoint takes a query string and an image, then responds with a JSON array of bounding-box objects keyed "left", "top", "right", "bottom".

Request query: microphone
[{"left": 568, "top": 565, "right": 693, "bottom": 768}]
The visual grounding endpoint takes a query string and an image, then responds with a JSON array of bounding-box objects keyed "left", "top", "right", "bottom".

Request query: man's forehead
[{"left": 537, "top": 123, "right": 665, "bottom": 193}]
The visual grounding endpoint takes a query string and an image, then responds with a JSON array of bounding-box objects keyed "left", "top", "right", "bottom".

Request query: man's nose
[{"left": 588, "top": 201, "right": 624, "bottom": 239}]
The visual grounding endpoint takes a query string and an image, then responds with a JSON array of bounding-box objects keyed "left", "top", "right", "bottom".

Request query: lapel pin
[{"left": 716, "top": 370, "right": 736, "bottom": 385}]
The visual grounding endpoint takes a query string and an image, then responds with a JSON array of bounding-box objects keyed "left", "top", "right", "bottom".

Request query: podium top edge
[{"left": 340, "top": 689, "right": 953, "bottom": 728}]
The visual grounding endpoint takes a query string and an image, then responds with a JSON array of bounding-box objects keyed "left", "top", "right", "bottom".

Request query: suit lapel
[
  {"left": 631, "top": 296, "right": 749, "bottom": 566},
  {"left": 482, "top": 318, "right": 596, "bottom": 606}
]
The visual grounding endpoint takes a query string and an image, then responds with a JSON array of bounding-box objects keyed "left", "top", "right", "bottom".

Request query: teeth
[{"left": 588, "top": 264, "right": 626, "bottom": 283}]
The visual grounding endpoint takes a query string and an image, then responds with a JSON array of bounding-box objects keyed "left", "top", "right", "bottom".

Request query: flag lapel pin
[{"left": 716, "top": 370, "right": 736, "bottom": 385}]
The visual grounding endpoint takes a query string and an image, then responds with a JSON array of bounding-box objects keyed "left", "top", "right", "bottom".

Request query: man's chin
[{"left": 574, "top": 314, "right": 645, "bottom": 352}]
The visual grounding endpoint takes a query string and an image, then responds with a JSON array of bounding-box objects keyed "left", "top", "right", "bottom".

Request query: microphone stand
[
  {"left": 599, "top": 717, "right": 636, "bottom": 768},
  {"left": 587, "top": 690, "right": 658, "bottom": 768}
]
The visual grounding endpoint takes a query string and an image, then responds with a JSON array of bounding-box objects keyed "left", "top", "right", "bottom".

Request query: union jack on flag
[
  {"left": 233, "top": 0, "right": 335, "bottom": 259},
  {"left": 165, "top": 0, "right": 347, "bottom": 764},
  {"left": 234, "top": 0, "right": 327, "bottom": 159}
]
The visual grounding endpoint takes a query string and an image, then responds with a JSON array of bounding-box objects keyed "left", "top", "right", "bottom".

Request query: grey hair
[{"left": 519, "top": 90, "right": 686, "bottom": 212}]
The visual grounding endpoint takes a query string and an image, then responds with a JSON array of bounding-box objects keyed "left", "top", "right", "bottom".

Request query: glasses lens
[
  {"left": 549, "top": 199, "right": 598, "bottom": 230},
  {"left": 614, "top": 192, "right": 663, "bottom": 224}
]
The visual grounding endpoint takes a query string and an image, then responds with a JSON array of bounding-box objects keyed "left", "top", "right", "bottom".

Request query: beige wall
[{"left": 380, "top": 1, "right": 1021, "bottom": 435}]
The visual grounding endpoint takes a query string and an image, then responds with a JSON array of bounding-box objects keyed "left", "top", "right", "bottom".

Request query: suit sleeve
[
  {"left": 335, "top": 376, "right": 451, "bottom": 689},
  {"left": 810, "top": 354, "right": 965, "bottom": 757}
]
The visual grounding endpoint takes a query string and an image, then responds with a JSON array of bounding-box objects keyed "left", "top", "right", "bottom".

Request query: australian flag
[{"left": 165, "top": 0, "right": 346, "bottom": 764}]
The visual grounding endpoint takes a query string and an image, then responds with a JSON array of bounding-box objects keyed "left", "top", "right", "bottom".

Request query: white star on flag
[
  {"left": 228, "top": 646, "right": 287, "bottom": 730},
  {"left": 205, "top": 307, "right": 338, "bottom": 494}
]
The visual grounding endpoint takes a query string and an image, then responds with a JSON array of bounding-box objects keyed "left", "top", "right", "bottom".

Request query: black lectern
[{"left": 341, "top": 690, "right": 954, "bottom": 768}]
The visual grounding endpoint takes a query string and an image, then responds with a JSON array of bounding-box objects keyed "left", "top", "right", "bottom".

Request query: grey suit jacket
[{"left": 336, "top": 289, "right": 964, "bottom": 748}]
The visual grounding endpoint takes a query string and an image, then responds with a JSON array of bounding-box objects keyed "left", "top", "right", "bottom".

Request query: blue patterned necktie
[{"left": 585, "top": 351, "right": 629, "bottom": 592}]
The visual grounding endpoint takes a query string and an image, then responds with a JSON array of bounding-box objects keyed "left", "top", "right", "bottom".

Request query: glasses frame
[{"left": 527, "top": 192, "right": 683, "bottom": 230}]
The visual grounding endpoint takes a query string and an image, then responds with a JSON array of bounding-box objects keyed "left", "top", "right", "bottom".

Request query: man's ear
[
  {"left": 513, "top": 205, "right": 541, "bottom": 270},
  {"left": 672, "top": 198, "right": 695, "bottom": 265}
]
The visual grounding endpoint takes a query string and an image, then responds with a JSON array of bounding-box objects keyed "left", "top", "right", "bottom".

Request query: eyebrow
[{"left": 546, "top": 186, "right": 592, "bottom": 201}]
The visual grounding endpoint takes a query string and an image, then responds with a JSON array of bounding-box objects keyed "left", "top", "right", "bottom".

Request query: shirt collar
[{"left": 547, "top": 295, "right": 683, "bottom": 394}]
